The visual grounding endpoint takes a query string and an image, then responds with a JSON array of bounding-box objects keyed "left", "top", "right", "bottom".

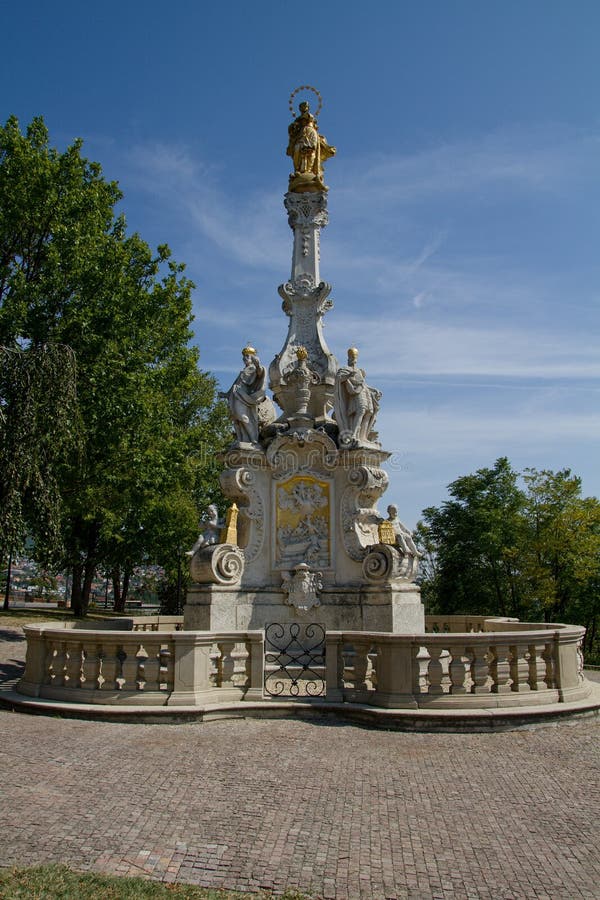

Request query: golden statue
[{"left": 287, "top": 100, "right": 336, "bottom": 194}]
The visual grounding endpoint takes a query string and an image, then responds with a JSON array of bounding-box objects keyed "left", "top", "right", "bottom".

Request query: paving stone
[{"left": 1, "top": 626, "right": 599, "bottom": 898}]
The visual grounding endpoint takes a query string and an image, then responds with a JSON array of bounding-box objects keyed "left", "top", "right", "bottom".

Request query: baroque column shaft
[{"left": 268, "top": 192, "right": 338, "bottom": 423}]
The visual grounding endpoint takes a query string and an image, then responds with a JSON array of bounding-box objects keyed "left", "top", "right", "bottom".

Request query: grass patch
[
  {"left": 0, "top": 864, "right": 310, "bottom": 899},
  {"left": 0, "top": 609, "right": 128, "bottom": 629}
]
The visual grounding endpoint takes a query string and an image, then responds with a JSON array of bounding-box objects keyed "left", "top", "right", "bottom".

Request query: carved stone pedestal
[
  {"left": 184, "top": 581, "right": 423, "bottom": 633},
  {"left": 186, "top": 429, "right": 424, "bottom": 634}
]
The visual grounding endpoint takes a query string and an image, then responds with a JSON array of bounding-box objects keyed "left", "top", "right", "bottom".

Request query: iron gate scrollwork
[{"left": 264, "top": 622, "right": 326, "bottom": 697}]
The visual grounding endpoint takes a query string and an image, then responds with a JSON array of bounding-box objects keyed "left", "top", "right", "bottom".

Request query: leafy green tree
[
  {"left": 418, "top": 458, "right": 528, "bottom": 617},
  {"left": 417, "top": 458, "right": 600, "bottom": 659},
  {"left": 0, "top": 115, "right": 229, "bottom": 615},
  {"left": 522, "top": 468, "right": 600, "bottom": 630},
  {"left": 0, "top": 343, "right": 79, "bottom": 608}
]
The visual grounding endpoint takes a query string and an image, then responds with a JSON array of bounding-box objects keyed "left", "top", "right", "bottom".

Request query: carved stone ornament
[
  {"left": 220, "top": 463, "right": 265, "bottom": 564},
  {"left": 266, "top": 430, "right": 338, "bottom": 480},
  {"left": 340, "top": 462, "right": 389, "bottom": 561},
  {"left": 284, "top": 192, "right": 330, "bottom": 232},
  {"left": 190, "top": 543, "right": 245, "bottom": 585},
  {"left": 282, "top": 563, "right": 323, "bottom": 611}
]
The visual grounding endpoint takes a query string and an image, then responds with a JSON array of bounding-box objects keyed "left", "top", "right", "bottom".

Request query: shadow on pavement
[{"left": 0, "top": 629, "right": 25, "bottom": 643}]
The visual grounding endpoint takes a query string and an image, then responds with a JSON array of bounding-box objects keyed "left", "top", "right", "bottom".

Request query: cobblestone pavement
[{"left": 1, "top": 627, "right": 599, "bottom": 899}]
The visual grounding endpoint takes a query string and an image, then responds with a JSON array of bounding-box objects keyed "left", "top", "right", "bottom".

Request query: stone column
[{"left": 268, "top": 192, "right": 338, "bottom": 423}]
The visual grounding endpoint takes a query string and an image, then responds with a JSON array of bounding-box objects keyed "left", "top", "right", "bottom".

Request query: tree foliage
[
  {"left": 0, "top": 116, "right": 230, "bottom": 614},
  {"left": 0, "top": 343, "right": 79, "bottom": 563},
  {"left": 417, "top": 458, "right": 600, "bottom": 659}
]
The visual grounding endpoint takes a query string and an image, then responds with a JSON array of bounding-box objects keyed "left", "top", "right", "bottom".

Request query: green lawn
[
  {"left": 0, "top": 608, "right": 127, "bottom": 629},
  {"left": 0, "top": 865, "right": 310, "bottom": 899}
]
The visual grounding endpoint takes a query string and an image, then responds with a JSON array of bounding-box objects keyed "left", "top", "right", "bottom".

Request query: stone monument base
[{"left": 184, "top": 582, "right": 424, "bottom": 633}]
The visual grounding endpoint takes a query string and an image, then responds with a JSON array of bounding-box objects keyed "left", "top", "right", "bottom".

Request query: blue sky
[{"left": 2, "top": 1, "right": 599, "bottom": 527}]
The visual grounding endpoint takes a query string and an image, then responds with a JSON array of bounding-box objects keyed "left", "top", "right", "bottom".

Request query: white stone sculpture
[
  {"left": 282, "top": 563, "right": 323, "bottom": 611},
  {"left": 334, "top": 347, "right": 381, "bottom": 446},
  {"left": 186, "top": 503, "right": 222, "bottom": 557},
  {"left": 220, "top": 346, "right": 273, "bottom": 445},
  {"left": 385, "top": 504, "right": 420, "bottom": 580}
]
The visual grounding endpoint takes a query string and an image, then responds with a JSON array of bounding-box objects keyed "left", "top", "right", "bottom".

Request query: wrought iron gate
[{"left": 264, "top": 623, "right": 326, "bottom": 697}]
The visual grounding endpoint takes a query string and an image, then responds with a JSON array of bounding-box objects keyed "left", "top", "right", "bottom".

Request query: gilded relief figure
[
  {"left": 334, "top": 347, "right": 382, "bottom": 446},
  {"left": 287, "top": 101, "right": 336, "bottom": 193}
]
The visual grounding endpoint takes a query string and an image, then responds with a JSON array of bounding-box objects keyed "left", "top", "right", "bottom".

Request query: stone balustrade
[
  {"left": 17, "top": 623, "right": 264, "bottom": 706},
  {"left": 326, "top": 620, "right": 588, "bottom": 708},
  {"left": 16, "top": 617, "right": 591, "bottom": 712}
]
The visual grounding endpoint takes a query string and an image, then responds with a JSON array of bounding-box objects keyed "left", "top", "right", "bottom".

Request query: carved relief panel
[{"left": 274, "top": 474, "right": 332, "bottom": 570}]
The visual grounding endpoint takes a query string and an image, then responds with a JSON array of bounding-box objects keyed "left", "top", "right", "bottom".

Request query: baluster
[
  {"left": 160, "top": 644, "right": 174, "bottom": 691},
  {"left": 367, "top": 647, "right": 377, "bottom": 690},
  {"left": 577, "top": 639, "right": 585, "bottom": 681},
  {"left": 43, "top": 642, "right": 55, "bottom": 685},
  {"left": 49, "top": 641, "right": 67, "bottom": 687},
  {"left": 528, "top": 642, "right": 547, "bottom": 691},
  {"left": 209, "top": 642, "right": 220, "bottom": 687},
  {"left": 99, "top": 641, "right": 120, "bottom": 690},
  {"left": 63, "top": 641, "right": 82, "bottom": 689},
  {"left": 490, "top": 643, "right": 512, "bottom": 694},
  {"left": 352, "top": 640, "right": 371, "bottom": 691},
  {"left": 121, "top": 643, "right": 141, "bottom": 690},
  {"left": 218, "top": 640, "right": 236, "bottom": 688},
  {"left": 468, "top": 644, "right": 491, "bottom": 693},
  {"left": 342, "top": 643, "right": 355, "bottom": 689},
  {"left": 426, "top": 645, "right": 444, "bottom": 695},
  {"left": 448, "top": 644, "right": 468, "bottom": 694},
  {"left": 509, "top": 643, "right": 531, "bottom": 692},
  {"left": 416, "top": 646, "right": 429, "bottom": 692},
  {"left": 81, "top": 644, "right": 101, "bottom": 691},
  {"left": 140, "top": 643, "right": 161, "bottom": 691},
  {"left": 411, "top": 644, "right": 422, "bottom": 695},
  {"left": 231, "top": 642, "right": 249, "bottom": 688},
  {"left": 542, "top": 643, "right": 555, "bottom": 688}
]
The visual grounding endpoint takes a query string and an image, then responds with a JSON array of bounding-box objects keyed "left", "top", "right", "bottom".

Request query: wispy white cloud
[
  {"left": 332, "top": 126, "right": 600, "bottom": 204},
  {"left": 126, "top": 141, "right": 289, "bottom": 272},
  {"left": 325, "top": 316, "right": 600, "bottom": 380}
]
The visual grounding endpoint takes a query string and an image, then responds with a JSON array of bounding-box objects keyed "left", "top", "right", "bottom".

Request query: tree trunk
[
  {"left": 81, "top": 555, "right": 95, "bottom": 616},
  {"left": 3, "top": 549, "right": 12, "bottom": 611},
  {"left": 71, "top": 563, "right": 84, "bottom": 616},
  {"left": 112, "top": 566, "right": 123, "bottom": 613},
  {"left": 122, "top": 565, "right": 131, "bottom": 607}
]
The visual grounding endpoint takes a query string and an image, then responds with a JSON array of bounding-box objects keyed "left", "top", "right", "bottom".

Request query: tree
[
  {"left": 522, "top": 468, "right": 600, "bottom": 630},
  {"left": 0, "top": 116, "right": 229, "bottom": 615},
  {"left": 418, "top": 458, "right": 528, "bottom": 617},
  {"left": 417, "top": 458, "right": 600, "bottom": 660},
  {"left": 0, "top": 343, "right": 79, "bottom": 609}
]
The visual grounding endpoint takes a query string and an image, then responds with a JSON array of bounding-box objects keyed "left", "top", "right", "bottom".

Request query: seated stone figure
[
  {"left": 386, "top": 505, "right": 418, "bottom": 556},
  {"left": 334, "top": 347, "right": 381, "bottom": 446},
  {"left": 386, "top": 504, "right": 420, "bottom": 580},
  {"left": 186, "top": 504, "right": 222, "bottom": 557}
]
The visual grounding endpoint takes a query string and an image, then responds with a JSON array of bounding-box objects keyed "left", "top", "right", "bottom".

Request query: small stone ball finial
[{"left": 296, "top": 346, "right": 309, "bottom": 361}]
